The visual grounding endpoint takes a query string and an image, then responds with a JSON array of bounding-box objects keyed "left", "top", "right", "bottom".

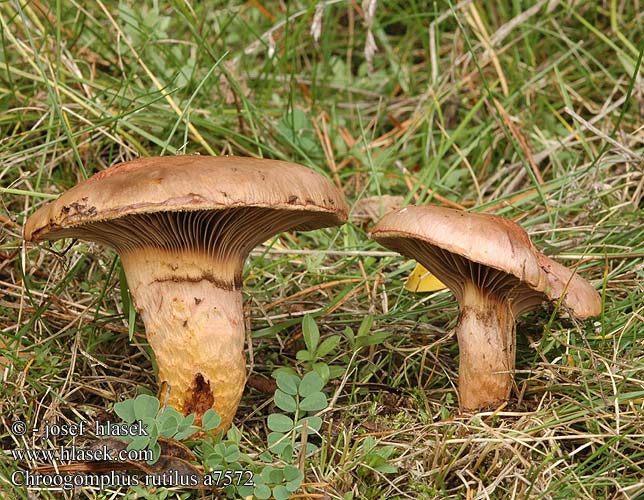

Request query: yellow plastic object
[{"left": 404, "top": 263, "right": 447, "bottom": 292}]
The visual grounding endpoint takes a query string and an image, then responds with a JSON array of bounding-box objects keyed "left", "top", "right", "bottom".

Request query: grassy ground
[{"left": 1, "top": 0, "right": 643, "bottom": 498}]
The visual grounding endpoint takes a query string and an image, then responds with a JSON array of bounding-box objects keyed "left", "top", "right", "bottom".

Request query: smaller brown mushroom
[{"left": 370, "top": 205, "right": 601, "bottom": 411}]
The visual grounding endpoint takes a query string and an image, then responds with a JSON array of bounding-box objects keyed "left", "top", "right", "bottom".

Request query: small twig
[
  {"left": 265, "top": 278, "right": 363, "bottom": 311},
  {"left": 298, "top": 419, "right": 308, "bottom": 472},
  {"left": 564, "top": 106, "right": 644, "bottom": 162},
  {"left": 402, "top": 175, "right": 469, "bottom": 210},
  {"left": 312, "top": 112, "right": 342, "bottom": 189}
]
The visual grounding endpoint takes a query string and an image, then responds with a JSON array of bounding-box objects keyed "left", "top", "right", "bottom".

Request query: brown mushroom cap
[
  {"left": 24, "top": 155, "right": 349, "bottom": 286},
  {"left": 370, "top": 205, "right": 601, "bottom": 318},
  {"left": 24, "top": 155, "right": 347, "bottom": 242}
]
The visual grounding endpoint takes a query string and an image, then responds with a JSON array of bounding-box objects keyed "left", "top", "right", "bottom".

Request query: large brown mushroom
[
  {"left": 370, "top": 205, "right": 601, "bottom": 411},
  {"left": 24, "top": 155, "right": 348, "bottom": 430}
]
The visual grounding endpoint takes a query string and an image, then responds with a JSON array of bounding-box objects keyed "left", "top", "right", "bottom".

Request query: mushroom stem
[
  {"left": 120, "top": 249, "right": 246, "bottom": 431},
  {"left": 456, "top": 282, "right": 516, "bottom": 410}
]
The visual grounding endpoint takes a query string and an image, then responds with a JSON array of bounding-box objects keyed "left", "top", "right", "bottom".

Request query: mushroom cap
[
  {"left": 24, "top": 155, "right": 348, "bottom": 242},
  {"left": 370, "top": 205, "right": 601, "bottom": 318}
]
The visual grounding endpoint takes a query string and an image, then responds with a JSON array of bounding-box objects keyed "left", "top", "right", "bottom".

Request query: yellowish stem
[{"left": 120, "top": 249, "right": 245, "bottom": 431}]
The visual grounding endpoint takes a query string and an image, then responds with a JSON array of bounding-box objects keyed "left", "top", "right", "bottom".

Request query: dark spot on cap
[
  {"left": 63, "top": 200, "right": 97, "bottom": 217},
  {"left": 194, "top": 297, "right": 203, "bottom": 305},
  {"left": 184, "top": 373, "right": 214, "bottom": 419},
  {"left": 288, "top": 195, "right": 299, "bottom": 204}
]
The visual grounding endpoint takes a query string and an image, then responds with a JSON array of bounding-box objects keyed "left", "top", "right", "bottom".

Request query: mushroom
[
  {"left": 24, "top": 155, "right": 348, "bottom": 430},
  {"left": 370, "top": 205, "right": 601, "bottom": 411}
]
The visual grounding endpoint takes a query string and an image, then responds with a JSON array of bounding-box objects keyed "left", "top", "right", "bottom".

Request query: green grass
[{"left": 1, "top": 1, "right": 643, "bottom": 499}]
